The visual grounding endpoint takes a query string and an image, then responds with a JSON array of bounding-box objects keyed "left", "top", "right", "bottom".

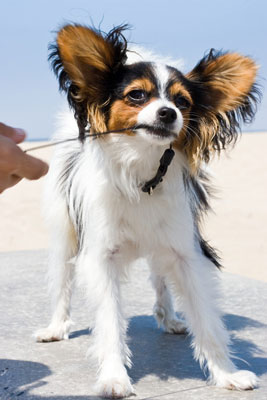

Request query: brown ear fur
[
  {"left": 182, "top": 50, "right": 260, "bottom": 171},
  {"left": 49, "top": 24, "right": 128, "bottom": 138},
  {"left": 56, "top": 25, "right": 125, "bottom": 102},
  {"left": 187, "top": 52, "right": 258, "bottom": 112}
]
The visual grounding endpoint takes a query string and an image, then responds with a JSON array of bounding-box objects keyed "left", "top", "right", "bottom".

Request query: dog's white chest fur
[{"left": 50, "top": 128, "right": 194, "bottom": 259}]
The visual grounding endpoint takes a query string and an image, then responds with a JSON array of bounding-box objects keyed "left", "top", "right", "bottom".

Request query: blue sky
[{"left": 1, "top": 0, "right": 266, "bottom": 140}]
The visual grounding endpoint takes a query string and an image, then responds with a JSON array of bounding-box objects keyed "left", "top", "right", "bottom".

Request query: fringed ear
[
  {"left": 49, "top": 24, "right": 128, "bottom": 140},
  {"left": 184, "top": 49, "right": 260, "bottom": 170}
]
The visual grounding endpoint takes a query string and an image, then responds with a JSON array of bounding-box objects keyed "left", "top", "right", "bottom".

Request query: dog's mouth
[{"left": 135, "top": 123, "right": 178, "bottom": 139}]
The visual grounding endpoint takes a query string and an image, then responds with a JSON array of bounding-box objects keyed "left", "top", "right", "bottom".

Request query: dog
[{"left": 35, "top": 24, "right": 260, "bottom": 398}]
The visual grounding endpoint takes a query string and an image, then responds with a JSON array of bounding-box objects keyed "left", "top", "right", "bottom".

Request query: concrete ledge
[{"left": 0, "top": 250, "right": 267, "bottom": 399}]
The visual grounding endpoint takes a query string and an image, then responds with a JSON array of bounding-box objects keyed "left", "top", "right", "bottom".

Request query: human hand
[{"left": 0, "top": 122, "right": 49, "bottom": 193}]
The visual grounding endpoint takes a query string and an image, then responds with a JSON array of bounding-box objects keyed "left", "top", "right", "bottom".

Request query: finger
[
  {"left": 15, "top": 152, "right": 49, "bottom": 180},
  {"left": 0, "top": 173, "right": 22, "bottom": 194},
  {"left": 0, "top": 122, "right": 26, "bottom": 144},
  {"left": 13, "top": 130, "right": 26, "bottom": 144}
]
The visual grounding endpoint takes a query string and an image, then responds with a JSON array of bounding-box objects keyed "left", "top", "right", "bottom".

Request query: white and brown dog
[{"left": 35, "top": 24, "right": 260, "bottom": 398}]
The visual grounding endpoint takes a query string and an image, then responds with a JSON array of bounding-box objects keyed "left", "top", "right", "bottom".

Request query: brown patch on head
[
  {"left": 108, "top": 76, "right": 157, "bottom": 135},
  {"left": 108, "top": 95, "right": 160, "bottom": 135},
  {"left": 123, "top": 78, "right": 156, "bottom": 97},
  {"left": 168, "top": 82, "right": 193, "bottom": 105},
  {"left": 108, "top": 100, "right": 140, "bottom": 135}
]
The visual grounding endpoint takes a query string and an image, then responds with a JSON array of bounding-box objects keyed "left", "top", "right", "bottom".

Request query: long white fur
[{"left": 35, "top": 63, "right": 258, "bottom": 397}]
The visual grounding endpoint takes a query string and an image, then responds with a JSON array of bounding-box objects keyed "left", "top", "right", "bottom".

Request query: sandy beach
[{"left": 0, "top": 133, "right": 266, "bottom": 282}]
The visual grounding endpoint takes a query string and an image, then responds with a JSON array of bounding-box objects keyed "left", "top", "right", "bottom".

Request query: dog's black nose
[{"left": 157, "top": 107, "right": 177, "bottom": 124}]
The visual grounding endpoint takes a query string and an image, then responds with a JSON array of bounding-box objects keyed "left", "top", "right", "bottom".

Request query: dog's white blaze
[{"left": 153, "top": 63, "right": 171, "bottom": 98}]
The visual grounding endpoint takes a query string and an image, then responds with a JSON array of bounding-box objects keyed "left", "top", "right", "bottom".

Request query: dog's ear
[
  {"left": 49, "top": 24, "right": 128, "bottom": 139},
  {"left": 184, "top": 50, "right": 260, "bottom": 169}
]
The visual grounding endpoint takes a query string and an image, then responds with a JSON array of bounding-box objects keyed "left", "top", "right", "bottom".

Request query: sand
[{"left": 0, "top": 133, "right": 266, "bottom": 282}]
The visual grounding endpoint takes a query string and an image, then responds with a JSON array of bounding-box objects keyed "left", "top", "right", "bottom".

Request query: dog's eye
[
  {"left": 127, "top": 90, "right": 147, "bottom": 104},
  {"left": 174, "top": 95, "right": 191, "bottom": 110}
]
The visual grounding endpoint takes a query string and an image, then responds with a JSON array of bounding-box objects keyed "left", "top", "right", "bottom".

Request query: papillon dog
[{"left": 35, "top": 24, "right": 260, "bottom": 398}]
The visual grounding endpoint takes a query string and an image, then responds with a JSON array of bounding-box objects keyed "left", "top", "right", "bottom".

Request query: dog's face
[
  {"left": 107, "top": 62, "right": 191, "bottom": 146},
  {"left": 50, "top": 24, "right": 259, "bottom": 170}
]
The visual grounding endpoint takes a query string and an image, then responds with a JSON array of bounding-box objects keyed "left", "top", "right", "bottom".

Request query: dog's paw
[
  {"left": 214, "top": 370, "right": 258, "bottom": 391},
  {"left": 162, "top": 317, "right": 187, "bottom": 334},
  {"left": 34, "top": 320, "right": 73, "bottom": 342},
  {"left": 95, "top": 375, "right": 134, "bottom": 398},
  {"left": 154, "top": 305, "right": 187, "bottom": 334}
]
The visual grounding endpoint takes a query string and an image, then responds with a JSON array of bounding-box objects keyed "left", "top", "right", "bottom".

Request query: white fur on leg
[
  {"left": 211, "top": 368, "right": 259, "bottom": 390},
  {"left": 35, "top": 202, "right": 77, "bottom": 343},
  {"left": 35, "top": 319, "right": 73, "bottom": 342},
  {"left": 95, "top": 355, "right": 134, "bottom": 398},
  {"left": 151, "top": 273, "right": 187, "bottom": 334},
  {"left": 77, "top": 249, "right": 132, "bottom": 398},
  {"left": 170, "top": 253, "right": 258, "bottom": 390}
]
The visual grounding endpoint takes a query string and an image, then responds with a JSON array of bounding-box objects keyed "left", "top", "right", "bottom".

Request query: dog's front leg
[
  {"left": 170, "top": 252, "right": 258, "bottom": 390},
  {"left": 78, "top": 248, "right": 133, "bottom": 398},
  {"left": 35, "top": 219, "right": 76, "bottom": 342}
]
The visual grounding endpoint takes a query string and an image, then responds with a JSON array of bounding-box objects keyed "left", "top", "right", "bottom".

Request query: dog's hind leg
[
  {"left": 151, "top": 271, "right": 187, "bottom": 334},
  {"left": 35, "top": 210, "right": 77, "bottom": 342}
]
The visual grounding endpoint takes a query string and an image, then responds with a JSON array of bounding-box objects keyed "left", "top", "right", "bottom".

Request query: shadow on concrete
[
  {"left": 127, "top": 313, "right": 267, "bottom": 384},
  {"left": 0, "top": 359, "right": 100, "bottom": 400},
  {"left": 128, "top": 315, "right": 202, "bottom": 383},
  {"left": 224, "top": 313, "right": 267, "bottom": 331},
  {"left": 0, "top": 359, "right": 51, "bottom": 400},
  {"left": 1, "top": 313, "right": 266, "bottom": 399},
  {"left": 69, "top": 328, "right": 90, "bottom": 339},
  {"left": 0, "top": 358, "right": 205, "bottom": 400},
  {"left": 223, "top": 313, "right": 267, "bottom": 375}
]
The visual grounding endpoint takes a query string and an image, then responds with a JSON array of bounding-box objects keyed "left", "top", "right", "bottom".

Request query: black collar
[{"left": 141, "top": 145, "right": 175, "bottom": 195}]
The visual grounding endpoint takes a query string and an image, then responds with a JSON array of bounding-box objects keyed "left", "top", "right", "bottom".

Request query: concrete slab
[{"left": 0, "top": 250, "right": 266, "bottom": 399}]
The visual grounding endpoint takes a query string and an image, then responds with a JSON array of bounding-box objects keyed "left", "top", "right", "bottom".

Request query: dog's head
[{"left": 50, "top": 24, "right": 260, "bottom": 171}]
